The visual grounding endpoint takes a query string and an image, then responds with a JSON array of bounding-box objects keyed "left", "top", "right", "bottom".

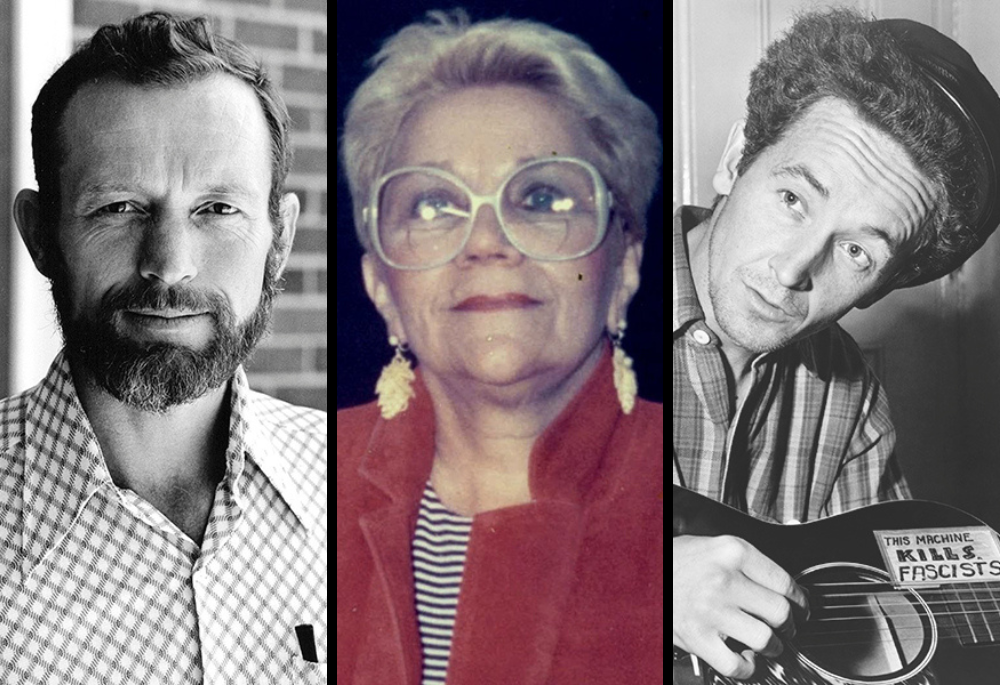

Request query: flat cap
[{"left": 876, "top": 19, "right": 1000, "bottom": 286}]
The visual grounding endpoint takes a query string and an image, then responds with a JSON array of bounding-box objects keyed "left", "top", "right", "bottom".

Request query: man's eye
[
  {"left": 779, "top": 190, "right": 802, "bottom": 210},
  {"left": 204, "top": 202, "right": 239, "bottom": 216},
  {"left": 841, "top": 241, "right": 873, "bottom": 269},
  {"left": 97, "top": 201, "right": 137, "bottom": 215}
]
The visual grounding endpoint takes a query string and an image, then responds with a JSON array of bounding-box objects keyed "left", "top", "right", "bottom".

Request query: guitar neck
[{"left": 924, "top": 584, "right": 1000, "bottom": 647}]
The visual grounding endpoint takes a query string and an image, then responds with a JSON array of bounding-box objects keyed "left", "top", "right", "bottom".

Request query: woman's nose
[{"left": 457, "top": 202, "right": 522, "bottom": 265}]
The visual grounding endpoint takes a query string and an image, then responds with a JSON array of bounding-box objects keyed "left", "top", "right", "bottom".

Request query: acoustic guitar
[{"left": 673, "top": 485, "right": 1000, "bottom": 684}]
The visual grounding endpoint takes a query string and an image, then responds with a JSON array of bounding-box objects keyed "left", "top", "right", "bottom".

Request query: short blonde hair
[{"left": 341, "top": 9, "right": 662, "bottom": 252}]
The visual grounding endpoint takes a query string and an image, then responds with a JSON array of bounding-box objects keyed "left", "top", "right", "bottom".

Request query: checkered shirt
[
  {"left": 0, "top": 352, "right": 328, "bottom": 684},
  {"left": 672, "top": 206, "right": 910, "bottom": 524}
]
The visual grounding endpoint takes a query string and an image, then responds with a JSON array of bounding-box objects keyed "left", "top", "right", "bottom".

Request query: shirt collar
[
  {"left": 237, "top": 372, "right": 323, "bottom": 533},
  {"left": 673, "top": 205, "right": 717, "bottom": 335},
  {"left": 21, "top": 352, "right": 113, "bottom": 578},
  {"left": 19, "top": 352, "right": 320, "bottom": 578}
]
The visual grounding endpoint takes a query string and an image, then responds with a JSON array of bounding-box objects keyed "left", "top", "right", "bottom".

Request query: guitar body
[{"left": 673, "top": 486, "right": 1000, "bottom": 685}]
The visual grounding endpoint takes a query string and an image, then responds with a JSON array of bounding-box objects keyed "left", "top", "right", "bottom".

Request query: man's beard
[{"left": 50, "top": 246, "right": 283, "bottom": 413}]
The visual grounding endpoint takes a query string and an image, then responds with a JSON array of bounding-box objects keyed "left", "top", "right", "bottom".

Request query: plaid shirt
[
  {"left": 672, "top": 206, "right": 910, "bottom": 524},
  {"left": 0, "top": 352, "right": 328, "bottom": 684}
]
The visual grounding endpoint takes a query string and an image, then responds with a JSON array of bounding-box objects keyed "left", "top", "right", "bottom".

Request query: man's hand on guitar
[{"left": 673, "top": 535, "right": 810, "bottom": 680}]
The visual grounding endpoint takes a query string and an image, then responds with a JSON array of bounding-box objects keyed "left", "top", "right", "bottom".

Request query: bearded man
[{"left": 0, "top": 12, "right": 327, "bottom": 683}]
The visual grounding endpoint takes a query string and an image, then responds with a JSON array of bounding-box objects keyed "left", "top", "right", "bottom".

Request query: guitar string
[
  {"left": 799, "top": 624, "right": 996, "bottom": 644},
  {"left": 790, "top": 616, "right": 996, "bottom": 648},
  {"left": 716, "top": 625, "right": 990, "bottom": 652},
  {"left": 804, "top": 582, "right": 1000, "bottom": 615},
  {"left": 806, "top": 579, "right": 1000, "bottom": 645},
  {"left": 810, "top": 581, "right": 1000, "bottom": 590},
  {"left": 812, "top": 595, "right": 1000, "bottom": 608},
  {"left": 771, "top": 583, "right": 1000, "bottom": 649},
  {"left": 796, "top": 626, "right": 984, "bottom": 639},
  {"left": 810, "top": 590, "right": 1000, "bottom": 616},
  {"left": 807, "top": 607, "right": 1000, "bottom": 622},
  {"left": 787, "top": 598, "right": 999, "bottom": 649},
  {"left": 808, "top": 608, "right": 1000, "bottom": 619},
  {"left": 796, "top": 617, "right": 988, "bottom": 633},
  {"left": 802, "top": 604, "right": 1000, "bottom": 621},
  {"left": 794, "top": 630, "right": 991, "bottom": 649},
  {"left": 681, "top": 617, "right": 998, "bottom": 654},
  {"left": 810, "top": 580, "right": 1000, "bottom": 585},
  {"left": 701, "top": 632, "right": 990, "bottom": 656}
]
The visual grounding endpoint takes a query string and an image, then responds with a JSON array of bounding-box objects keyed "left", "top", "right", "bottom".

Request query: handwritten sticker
[{"left": 874, "top": 527, "right": 1000, "bottom": 585}]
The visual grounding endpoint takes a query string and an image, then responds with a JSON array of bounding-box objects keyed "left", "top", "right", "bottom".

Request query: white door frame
[{"left": 9, "top": 0, "right": 72, "bottom": 393}]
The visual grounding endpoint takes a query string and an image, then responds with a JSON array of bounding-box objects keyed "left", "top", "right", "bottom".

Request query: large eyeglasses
[{"left": 365, "top": 157, "right": 614, "bottom": 270}]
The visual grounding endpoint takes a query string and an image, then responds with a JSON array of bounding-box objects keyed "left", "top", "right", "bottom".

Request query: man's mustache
[{"left": 100, "top": 282, "right": 234, "bottom": 323}]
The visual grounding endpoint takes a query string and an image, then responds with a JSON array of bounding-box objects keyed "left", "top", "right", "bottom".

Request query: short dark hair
[
  {"left": 31, "top": 11, "right": 292, "bottom": 236},
  {"left": 739, "top": 8, "right": 978, "bottom": 288}
]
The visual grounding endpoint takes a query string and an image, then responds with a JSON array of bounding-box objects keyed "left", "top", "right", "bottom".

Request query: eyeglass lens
[{"left": 377, "top": 161, "right": 602, "bottom": 268}]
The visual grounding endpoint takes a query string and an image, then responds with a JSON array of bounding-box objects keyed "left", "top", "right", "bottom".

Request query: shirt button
[{"left": 692, "top": 330, "right": 712, "bottom": 345}]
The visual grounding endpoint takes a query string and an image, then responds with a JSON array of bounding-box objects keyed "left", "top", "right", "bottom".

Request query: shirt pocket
[{"left": 292, "top": 658, "right": 328, "bottom": 685}]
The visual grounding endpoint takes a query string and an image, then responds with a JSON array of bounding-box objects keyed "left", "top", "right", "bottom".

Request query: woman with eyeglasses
[{"left": 337, "top": 10, "right": 663, "bottom": 685}]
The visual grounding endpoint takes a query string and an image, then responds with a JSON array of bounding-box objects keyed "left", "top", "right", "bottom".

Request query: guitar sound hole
[{"left": 793, "top": 564, "right": 936, "bottom": 684}]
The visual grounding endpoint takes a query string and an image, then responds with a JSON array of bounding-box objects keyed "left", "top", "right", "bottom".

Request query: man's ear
[
  {"left": 13, "top": 189, "right": 55, "bottom": 279},
  {"left": 712, "top": 121, "right": 747, "bottom": 196},
  {"left": 275, "top": 192, "right": 301, "bottom": 277}
]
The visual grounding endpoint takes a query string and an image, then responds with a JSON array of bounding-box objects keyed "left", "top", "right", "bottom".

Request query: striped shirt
[
  {"left": 412, "top": 481, "right": 473, "bottom": 685},
  {"left": 672, "top": 206, "right": 910, "bottom": 524}
]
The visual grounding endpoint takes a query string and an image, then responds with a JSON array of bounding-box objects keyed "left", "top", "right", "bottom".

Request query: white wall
[{"left": 10, "top": 0, "right": 72, "bottom": 392}]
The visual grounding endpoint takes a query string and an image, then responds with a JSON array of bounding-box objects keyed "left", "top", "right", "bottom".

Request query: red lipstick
[{"left": 452, "top": 293, "right": 543, "bottom": 312}]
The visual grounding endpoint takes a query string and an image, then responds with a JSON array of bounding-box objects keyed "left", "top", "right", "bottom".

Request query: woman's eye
[
  {"left": 523, "top": 187, "right": 574, "bottom": 213},
  {"left": 413, "top": 196, "right": 457, "bottom": 220},
  {"left": 841, "top": 242, "right": 872, "bottom": 269}
]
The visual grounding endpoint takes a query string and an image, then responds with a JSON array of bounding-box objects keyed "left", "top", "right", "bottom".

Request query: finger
[
  {"left": 731, "top": 574, "right": 796, "bottom": 632},
  {"left": 797, "top": 584, "right": 812, "bottom": 621},
  {"left": 789, "top": 578, "right": 809, "bottom": 613},
  {"left": 720, "top": 611, "right": 783, "bottom": 659},
  {"left": 740, "top": 549, "right": 809, "bottom": 611},
  {"left": 778, "top": 614, "right": 797, "bottom": 641},
  {"left": 759, "top": 630, "right": 783, "bottom": 658},
  {"left": 693, "top": 635, "right": 757, "bottom": 681}
]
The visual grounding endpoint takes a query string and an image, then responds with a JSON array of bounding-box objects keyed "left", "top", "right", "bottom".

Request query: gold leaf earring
[
  {"left": 612, "top": 320, "right": 638, "bottom": 415},
  {"left": 376, "top": 335, "right": 416, "bottom": 420}
]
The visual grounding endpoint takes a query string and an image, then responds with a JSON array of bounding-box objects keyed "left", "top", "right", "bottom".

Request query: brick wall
[{"left": 74, "top": 0, "right": 328, "bottom": 411}]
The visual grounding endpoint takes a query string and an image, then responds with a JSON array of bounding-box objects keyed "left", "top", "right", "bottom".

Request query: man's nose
[
  {"left": 768, "top": 237, "right": 827, "bottom": 291},
  {"left": 138, "top": 214, "right": 198, "bottom": 286}
]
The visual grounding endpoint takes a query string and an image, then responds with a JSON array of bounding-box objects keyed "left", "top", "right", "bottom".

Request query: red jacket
[{"left": 337, "top": 349, "right": 664, "bottom": 684}]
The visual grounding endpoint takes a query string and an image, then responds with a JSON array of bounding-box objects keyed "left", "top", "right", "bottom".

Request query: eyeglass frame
[{"left": 363, "top": 156, "right": 615, "bottom": 271}]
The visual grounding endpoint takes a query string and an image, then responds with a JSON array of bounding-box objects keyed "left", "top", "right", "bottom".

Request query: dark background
[{"left": 336, "top": 1, "right": 664, "bottom": 410}]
